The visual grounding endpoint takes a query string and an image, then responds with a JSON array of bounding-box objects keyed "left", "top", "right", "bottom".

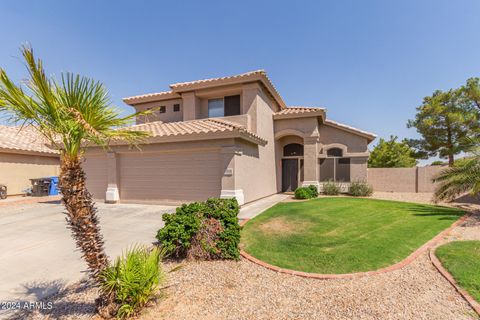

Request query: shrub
[
  {"left": 349, "top": 181, "right": 373, "bottom": 197},
  {"left": 101, "top": 245, "right": 165, "bottom": 319},
  {"left": 156, "top": 198, "right": 241, "bottom": 260},
  {"left": 307, "top": 185, "right": 319, "bottom": 198},
  {"left": 294, "top": 185, "right": 319, "bottom": 199},
  {"left": 322, "top": 180, "right": 340, "bottom": 195},
  {"left": 294, "top": 187, "right": 311, "bottom": 199}
]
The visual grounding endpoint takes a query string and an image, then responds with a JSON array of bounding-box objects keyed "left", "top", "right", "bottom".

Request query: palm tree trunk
[{"left": 58, "top": 156, "right": 115, "bottom": 316}]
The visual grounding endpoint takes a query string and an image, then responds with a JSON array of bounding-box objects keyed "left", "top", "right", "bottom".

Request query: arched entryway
[{"left": 281, "top": 141, "right": 304, "bottom": 192}]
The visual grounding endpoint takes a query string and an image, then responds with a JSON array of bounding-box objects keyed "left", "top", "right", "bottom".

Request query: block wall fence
[{"left": 367, "top": 166, "right": 446, "bottom": 193}]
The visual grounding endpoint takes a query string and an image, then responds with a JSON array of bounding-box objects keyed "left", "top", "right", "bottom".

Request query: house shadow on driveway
[{"left": 3, "top": 279, "right": 96, "bottom": 320}]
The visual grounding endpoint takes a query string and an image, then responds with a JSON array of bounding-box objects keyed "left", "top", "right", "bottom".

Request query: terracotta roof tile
[
  {"left": 275, "top": 106, "right": 326, "bottom": 115},
  {"left": 122, "top": 118, "right": 267, "bottom": 145},
  {"left": 122, "top": 90, "right": 180, "bottom": 105},
  {"left": 0, "top": 125, "right": 58, "bottom": 155},
  {"left": 123, "top": 70, "right": 286, "bottom": 109},
  {"left": 170, "top": 70, "right": 266, "bottom": 88}
]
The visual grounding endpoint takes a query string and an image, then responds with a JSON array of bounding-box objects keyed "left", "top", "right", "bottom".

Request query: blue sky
[{"left": 1, "top": 0, "right": 479, "bottom": 156}]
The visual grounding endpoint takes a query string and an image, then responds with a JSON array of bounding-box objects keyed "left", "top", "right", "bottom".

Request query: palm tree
[
  {"left": 433, "top": 139, "right": 480, "bottom": 202},
  {"left": 0, "top": 46, "right": 149, "bottom": 315}
]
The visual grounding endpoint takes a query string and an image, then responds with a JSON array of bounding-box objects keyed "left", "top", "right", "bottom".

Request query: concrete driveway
[{"left": 0, "top": 200, "right": 175, "bottom": 303}]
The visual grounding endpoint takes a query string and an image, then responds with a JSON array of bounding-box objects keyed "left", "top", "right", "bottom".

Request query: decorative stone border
[
  {"left": 430, "top": 246, "right": 480, "bottom": 316},
  {"left": 239, "top": 213, "right": 470, "bottom": 280}
]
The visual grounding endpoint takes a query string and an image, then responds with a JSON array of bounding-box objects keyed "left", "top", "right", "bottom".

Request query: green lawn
[
  {"left": 241, "top": 197, "right": 463, "bottom": 274},
  {"left": 436, "top": 241, "right": 480, "bottom": 302}
]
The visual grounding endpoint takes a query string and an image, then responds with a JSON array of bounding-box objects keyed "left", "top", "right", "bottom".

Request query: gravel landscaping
[{"left": 14, "top": 193, "right": 480, "bottom": 320}]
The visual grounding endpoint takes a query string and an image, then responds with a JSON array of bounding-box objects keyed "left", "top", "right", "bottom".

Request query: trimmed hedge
[
  {"left": 156, "top": 198, "right": 241, "bottom": 260},
  {"left": 294, "top": 185, "right": 319, "bottom": 199}
]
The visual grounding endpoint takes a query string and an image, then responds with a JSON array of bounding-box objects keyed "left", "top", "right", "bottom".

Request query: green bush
[
  {"left": 156, "top": 198, "right": 241, "bottom": 260},
  {"left": 294, "top": 185, "right": 319, "bottom": 199},
  {"left": 307, "top": 185, "right": 319, "bottom": 198},
  {"left": 101, "top": 245, "right": 165, "bottom": 319},
  {"left": 348, "top": 181, "right": 373, "bottom": 197},
  {"left": 322, "top": 180, "right": 340, "bottom": 195},
  {"left": 294, "top": 187, "right": 311, "bottom": 199}
]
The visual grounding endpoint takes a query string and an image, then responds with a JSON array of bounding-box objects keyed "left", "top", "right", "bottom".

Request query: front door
[{"left": 282, "top": 159, "right": 298, "bottom": 192}]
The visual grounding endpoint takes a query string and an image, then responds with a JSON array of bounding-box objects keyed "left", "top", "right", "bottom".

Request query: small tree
[
  {"left": 463, "top": 77, "right": 480, "bottom": 110},
  {"left": 407, "top": 89, "right": 480, "bottom": 166},
  {"left": 0, "top": 46, "right": 149, "bottom": 316},
  {"left": 368, "top": 136, "right": 417, "bottom": 168}
]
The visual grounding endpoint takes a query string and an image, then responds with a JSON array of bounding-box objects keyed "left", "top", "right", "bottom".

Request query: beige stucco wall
[
  {"left": 234, "top": 86, "right": 278, "bottom": 203},
  {"left": 319, "top": 124, "right": 368, "bottom": 153},
  {"left": 367, "top": 166, "right": 445, "bottom": 193},
  {"left": 134, "top": 98, "right": 183, "bottom": 124},
  {"left": 0, "top": 152, "right": 60, "bottom": 195}
]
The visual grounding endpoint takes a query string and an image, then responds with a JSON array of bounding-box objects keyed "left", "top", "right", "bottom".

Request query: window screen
[
  {"left": 173, "top": 104, "right": 180, "bottom": 112},
  {"left": 159, "top": 106, "right": 166, "bottom": 113},
  {"left": 224, "top": 95, "right": 240, "bottom": 116},
  {"left": 336, "top": 158, "right": 351, "bottom": 182},
  {"left": 208, "top": 98, "right": 224, "bottom": 118},
  {"left": 320, "top": 158, "right": 335, "bottom": 182}
]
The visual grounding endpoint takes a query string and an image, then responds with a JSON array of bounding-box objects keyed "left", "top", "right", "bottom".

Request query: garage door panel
[
  {"left": 119, "top": 150, "right": 221, "bottom": 202},
  {"left": 82, "top": 154, "right": 107, "bottom": 200}
]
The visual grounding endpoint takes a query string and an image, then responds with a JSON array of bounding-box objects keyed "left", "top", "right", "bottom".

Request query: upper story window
[
  {"left": 159, "top": 106, "right": 166, "bottom": 113},
  {"left": 173, "top": 104, "right": 180, "bottom": 112},
  {"left": 208, "top": 95, "right": 240, "bottom": 118}
]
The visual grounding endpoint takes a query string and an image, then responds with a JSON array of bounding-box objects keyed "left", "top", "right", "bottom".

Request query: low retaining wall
[{"left": 367, "top": 166, "right": 446, "bottom": 193}]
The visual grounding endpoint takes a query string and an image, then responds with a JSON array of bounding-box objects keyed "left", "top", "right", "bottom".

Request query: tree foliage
[
  {"left": 407, "top": 89, "right": 480, "bottom": 166},
  {"left": 434, "top": 139, "right": 480, "bottom": 201},
  {"left": 368, "top": 136, "right": 417, "bottom": 168}
]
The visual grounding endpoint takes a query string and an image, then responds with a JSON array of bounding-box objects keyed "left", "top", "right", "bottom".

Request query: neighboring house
[
  {"left": 83, "top": 70, "right": 376, "bottom": 205},
  {"left": 0, "top": 125, "right": 60, "bottom": 196}
]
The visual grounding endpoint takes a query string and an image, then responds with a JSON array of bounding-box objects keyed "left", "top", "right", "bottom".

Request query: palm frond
[{"left": 0, "top": 46, "right": 150, "bottom": 160}]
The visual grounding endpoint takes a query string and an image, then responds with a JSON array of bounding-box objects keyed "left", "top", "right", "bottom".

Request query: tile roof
[
  {"left": 273, "top": 106, "right": 326, "bottom": 119},
  {"left": 122, "top": 90, "right": 180, "bottom": 105},
  {"left": 123, "top": 70, "right": 287, "bottom": 109},
  {"left": 0, "top": 125, "right": 58, "bottom": 155},
  {"left": 170, "top": 70, "right": 265, "bottom": 88},
  {"left": 119, "top": 118, "right": 267, "bottom": 146},
  {"left": 324, "top": 119, "right": 377, "bottom": 142}
]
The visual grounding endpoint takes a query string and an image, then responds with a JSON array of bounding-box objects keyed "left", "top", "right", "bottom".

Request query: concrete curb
[
  {"left": 0, "top": 195, "right": 61, "bottom": 207},
  {"left": 239, "top": 213, "right": 470, "bottom": 280},
  {"left": 429, "top": 246, "right": 480, "bottom": 316}
]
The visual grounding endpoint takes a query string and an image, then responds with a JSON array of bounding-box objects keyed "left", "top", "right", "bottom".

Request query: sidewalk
[{"left": 238, "top": 193, "right": 288, "bottom": 220}]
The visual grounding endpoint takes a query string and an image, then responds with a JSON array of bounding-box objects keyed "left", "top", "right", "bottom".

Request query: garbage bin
[
  {"left": 48, "top": 176, "right": 59, "bottom": 196},
  {"left": 30, "top": 178, "right": 51, "bottom": 197},
  {"left": 0, "top": 184, "right": 6, "bottom": 200}
]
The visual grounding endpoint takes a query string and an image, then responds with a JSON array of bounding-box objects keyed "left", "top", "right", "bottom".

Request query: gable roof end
[{"left": 324, "top": 119, "right": 377, "bottom": 143}]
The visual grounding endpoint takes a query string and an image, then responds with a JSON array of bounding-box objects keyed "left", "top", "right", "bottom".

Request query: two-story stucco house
[{"left": 82, "top": 70, "right": 376, "bottom": 205}]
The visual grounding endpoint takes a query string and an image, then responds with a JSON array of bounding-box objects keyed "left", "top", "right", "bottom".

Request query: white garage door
[{"left": 118, "top": 150, "right": 222, "bottom": 202}]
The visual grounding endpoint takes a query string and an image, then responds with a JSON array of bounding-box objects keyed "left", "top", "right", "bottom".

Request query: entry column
[
  {"left": 105, "top": 152, "right": 119, "bottom": 203},
  {"left": 302, "top": 136, "right": 320, "bottom": 188}
]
